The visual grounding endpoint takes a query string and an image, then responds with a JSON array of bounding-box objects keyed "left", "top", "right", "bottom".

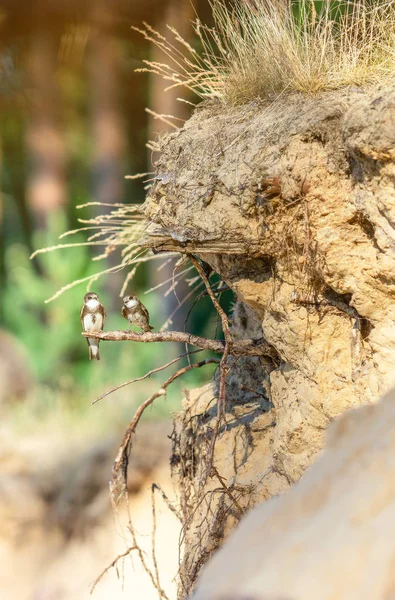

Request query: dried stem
[
  {"left": 90, "top": 546, "right": 138, "bottom": 593},
  {"left": 125, "top": 494, "right": 168, "bottom": 600},
  {"left": 188, "top": 256, "right": 230, "bottom": 338},
  {"left": 151, "top": 485, "right": 163, "bottom": 600},
  {"left": 92, "top": 348, "right": 203, "bottom": 404},
  {"left": 188, "top": 256, "right": 230, "bottom": 414},
  {"left": 111, "top": 358, "right": 221, "bottom": 497},
  {"left": 211, "top": 466, "right": 244, "bottom": 519},
  {"left": 152, "top": 482, "right": 182, "bottom": 522}
]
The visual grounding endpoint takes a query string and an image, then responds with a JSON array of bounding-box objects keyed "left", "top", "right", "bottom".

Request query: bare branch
[
  {"left": 151, "top": 485, "right": 163, "bottom": 600},
  {"left": 188, "top": 255, "right": 232, "bottom": 475},
  {"left": 152, "top": 482, "right": 182, "bottom": 522},
  {"left": 111, "top": 358, "right": 221, "bottom": 498},
  {"left": 188, "top": 256, "right": 230, "bottom": 338},
  {"left": 90, "top": 546, "right": 138, "bottom": 594},
  {"left": 92, "top": 348, "right": 204, "bottom": 404},
  {"left": 211, "top": 466, "right": 244, "bottom": 520},
  {"left": 81, "top": 329, "right": 277, "bottom": 359},
  {"left": 125, "top": 496, "right": 169, "bottom": 600}
]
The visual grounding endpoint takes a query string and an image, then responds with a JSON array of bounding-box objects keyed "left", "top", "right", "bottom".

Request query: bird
[
  {"left": 121, "top": 294, "right": 153, "bottom": 333},
  {"left": 80, "top": 292, "right": 106, "bottom": 360}
]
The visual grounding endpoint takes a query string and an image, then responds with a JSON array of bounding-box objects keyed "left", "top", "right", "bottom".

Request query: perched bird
[
  {"left": 80, "top": 292, "right": 106, "bottom": 360},
  {"left": 121, "top": 294, "right": 153, "bottom": 333}
]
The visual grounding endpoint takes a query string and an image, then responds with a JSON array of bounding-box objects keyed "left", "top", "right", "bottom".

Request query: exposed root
[
  {"left": 90, "top": 546, "right": 138, "bottom": 594},
  {"left": 189, "top": 255, "right": 231, "bottom": 420},
  {"left": 110, "top": 358, "right": 220, "bottom": 500},
  {"left": 92, "top": 348, "right": 204, "bottom": 404},
  {"left": 152, "top": 482, "right": 182, "bottom": 522}
]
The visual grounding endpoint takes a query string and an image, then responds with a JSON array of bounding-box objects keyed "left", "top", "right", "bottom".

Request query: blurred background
[{"left": 0, "top": 1, "right": 220, "bottom": 598}]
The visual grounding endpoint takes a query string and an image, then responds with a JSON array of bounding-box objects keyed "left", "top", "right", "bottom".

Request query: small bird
[
  {"left": 80, "top": 292, "right": 106, "bottom": 360},
  {"left": 121, "top": 294, "right": 153, "bottom": 333}
]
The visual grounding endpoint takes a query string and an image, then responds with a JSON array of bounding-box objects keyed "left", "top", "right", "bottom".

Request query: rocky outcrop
[
  {"left": 192, "top": 386, "right": 395, "bottom": 600},
  {"left": 140, "top": 83, "right": 395, "bottom": 596}
]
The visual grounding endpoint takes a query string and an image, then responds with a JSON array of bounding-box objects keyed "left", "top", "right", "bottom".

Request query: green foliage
[
  {"left": 3, "top": 212, "right": 96, "bottom": 384},
  {"left": 2, "top": 210, "right": 219, "bottom": 416}
]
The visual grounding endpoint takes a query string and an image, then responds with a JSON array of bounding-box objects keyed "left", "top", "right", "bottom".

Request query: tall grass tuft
[{"left": 135, "top": 0, "right": 395, "bottom": 105}]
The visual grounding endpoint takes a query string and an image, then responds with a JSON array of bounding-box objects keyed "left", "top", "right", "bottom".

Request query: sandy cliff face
[
  {"left": 193, "top": 387, "right": 395, "bottom": 600},
  {"left": 141, "top": 84, "right": 395, "bottom": 596}
]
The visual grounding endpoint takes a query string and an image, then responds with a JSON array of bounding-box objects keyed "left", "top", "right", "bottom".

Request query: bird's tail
[{"left": 88, "top": 341, "right": 100, "bottom": 360}]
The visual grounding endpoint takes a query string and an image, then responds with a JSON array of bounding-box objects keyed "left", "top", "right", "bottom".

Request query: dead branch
[
  {"left": 188, "top": 256, "right": 231, "bottom": 420},
  {"left": 111, "top": 358, "right": 220, "bottom": 498},
  {"left": 92, "top": 348, "right": 204, "bottom": 404},
  {"left": 82, "top": 329, "right": 278, "bottom": 359},
  {"left": 188, "top": 256, "right": 230, "bottom": 338},
  {"left": 152, "top": 482, "right": 182, "bottom": 522},
  {"left": 211, "top": 466, "right": 244, "bottom": 520},
  {"left": 151, "top": 485, "right": 163, "bottom": 600},
  {"left": 188, "top": 256, "right": 233, "bottom": 481},
  {"left": 125, "top": 493, "right": 169, "bottom": 600},
  {"left": 90, "top": 546, "right": 138, "bottom": 594}
]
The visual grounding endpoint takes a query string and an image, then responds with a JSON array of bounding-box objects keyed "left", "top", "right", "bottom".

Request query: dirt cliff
[
  {"left": 193, "top": 386, "right": 395, "bottom": 600},
  {"left": 140, "top": 83, "right": 395, "bottom": 596}
]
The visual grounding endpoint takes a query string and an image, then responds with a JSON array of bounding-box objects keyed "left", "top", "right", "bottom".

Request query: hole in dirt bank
[
  {"left": 347, "top": 148, "right": 384, "bottom": 180},
  {"left": 323, "top": 285, "right": 374, "bottom": 340},
  {"left": 360, "top": 317, "right": 374, "bottom": 340},
  {"left": 348, "top": 211, "right": 375, "bottom": 240},
  {"left": 347, "top": 153, "right": 364, "bottom": 182},
  {"left": 240, "top": 256, "right": 276, "bottom": 284},
  {"left": 323, "top": 286, "right": 352, "bottom": 306}
]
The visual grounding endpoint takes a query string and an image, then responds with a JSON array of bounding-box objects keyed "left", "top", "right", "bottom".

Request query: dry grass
[
  {"left": 31, "top": 201, "right": 176, "bottom": 303},
  {"left": 31, "top": 200, "right": 200, "bottom": 312},
  {"left": 135, "top": 0, "right": 395, "bottom": 105}
]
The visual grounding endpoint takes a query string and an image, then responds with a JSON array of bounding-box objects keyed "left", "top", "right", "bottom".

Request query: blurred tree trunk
[
  {"left": 89, "top": 25, "right": 126, "bottom": 206},
  {"left": 0, "top": 134, "right": 4, "bottom": 306},
  {"left": 148, "top": 0, "right": 193, "bottom": 163},
  {"left": 25, "top": 32, "right": 66, "bottom": 228},
  {"left": 148, "top": 0, "right": 194, "bottom": 335},
  {"left": 89, "top": 5, "right": 127, "bottom": 307}
]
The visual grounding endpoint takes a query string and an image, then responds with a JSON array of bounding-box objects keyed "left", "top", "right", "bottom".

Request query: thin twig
[
  {"left": 188, "top": 256, "right": 232, "bottom": 479},
  {"left": 126, "top": 494, "right": 169, "bottom": 600},
  {"left": 90, "top": 546, "right": 138, "bottom": 594},
  {"left": 240, "top": 384, "right": 268, "bottom": 399},
  {"left": 152, "top": 483, "right": 182, "bottom": 522},
  {"left": 92, "top": 348, "right": 203, "bottom": 404},
  {"left": 151, "top": 485, "right": 163, "bottom": 600},
  {"left": 211, "top": 466, "right": 244, "bottom": 519},
  {"left": 188, "top": 256, "right": 231, "bottom": 418},
  {"left": 111, "top": 358, "right": 220, "bottom": 497},
  {"left": 161, "top": 280, "right": 204, "bottom": 331},
  {"left": 188, "top": 256, "right": 230, "bottom": 337}
]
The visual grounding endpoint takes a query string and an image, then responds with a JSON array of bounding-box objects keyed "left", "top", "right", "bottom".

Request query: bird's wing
[
  {"left": 80, "top": 305, "right": 87, "bottom": 330},
  {"left": 141, "top": 303, "right": 150, "bottom": 322},
  {"left": 99, "top": 304, "right": 106, "bottom": 329}
]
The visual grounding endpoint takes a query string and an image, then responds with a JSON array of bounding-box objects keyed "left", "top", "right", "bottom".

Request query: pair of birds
[{"left": 80, "top": 292, "right": 153, "bottom": 360}]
